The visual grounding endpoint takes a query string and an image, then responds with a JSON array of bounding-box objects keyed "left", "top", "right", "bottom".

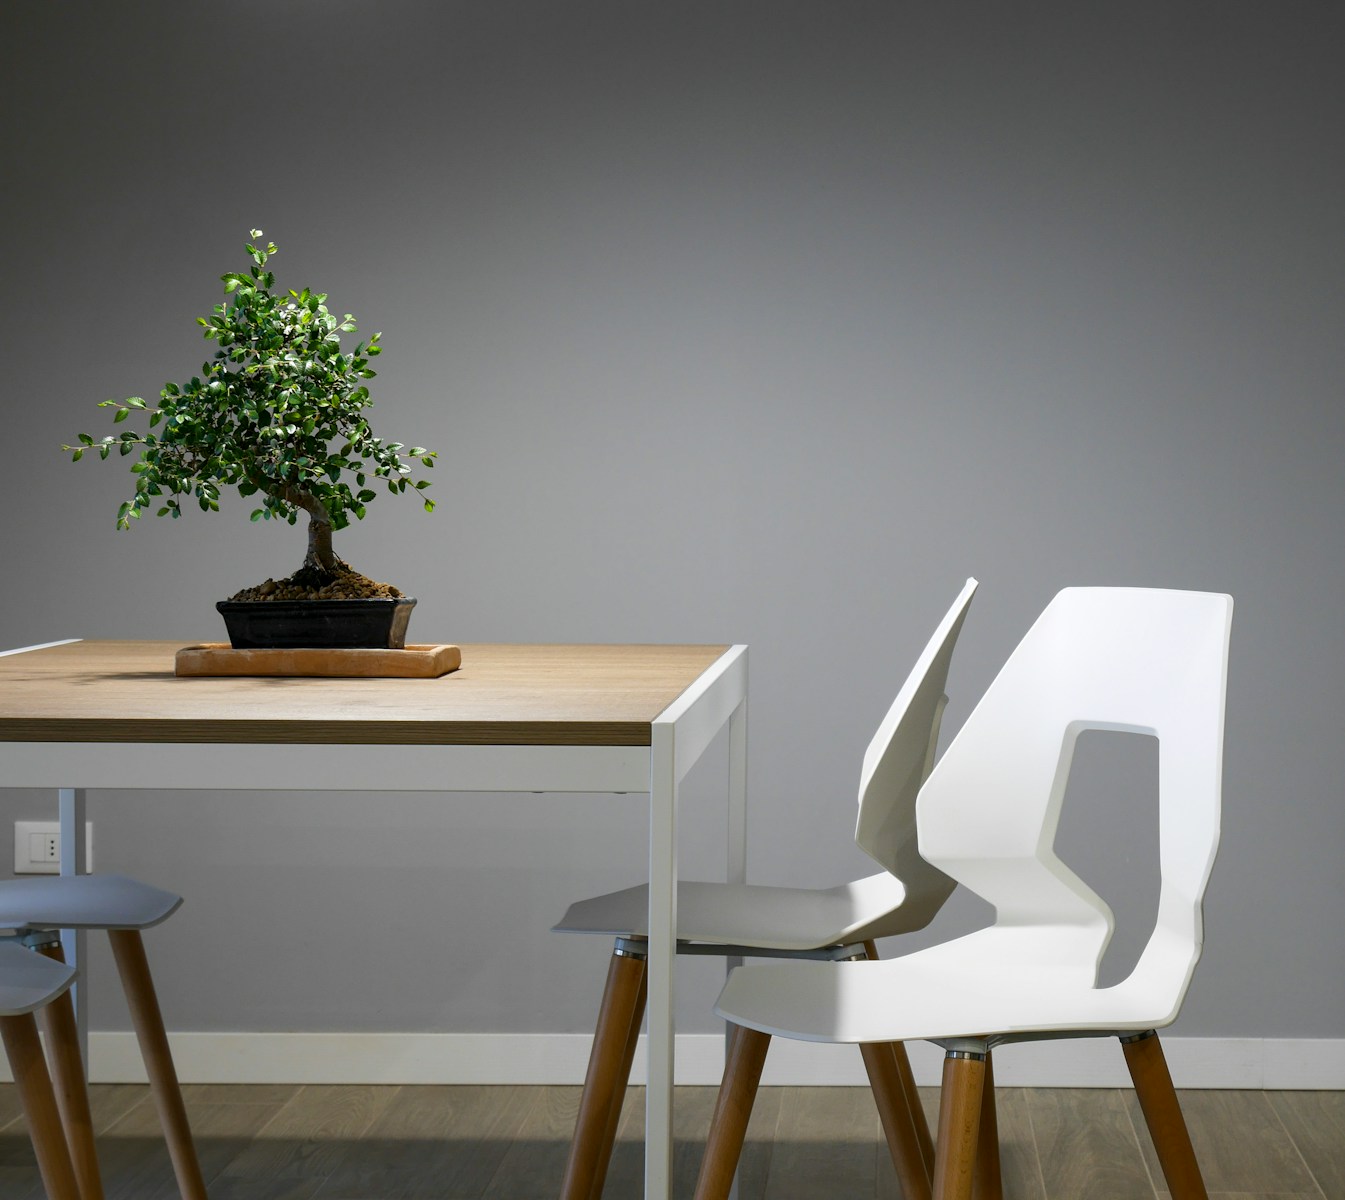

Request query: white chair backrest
[
  {"left": 917, "top": 587, "right": 1233, "bottom": 1012},
  {"left": 854, "top": 578, "right": 978, "bottom": 930}
]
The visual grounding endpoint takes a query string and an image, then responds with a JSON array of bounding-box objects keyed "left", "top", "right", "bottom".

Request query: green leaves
[{"left": 64, "top": 230, "right": 437, "bottom": 537}]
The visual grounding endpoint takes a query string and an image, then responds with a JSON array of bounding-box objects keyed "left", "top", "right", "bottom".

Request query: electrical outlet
[{"left": 13, "top": 821, "right": 94, "bottom": 874}]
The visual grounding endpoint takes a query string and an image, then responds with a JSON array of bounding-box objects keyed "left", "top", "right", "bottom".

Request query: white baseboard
[{"left": 34, "top": 1032, "right": 1342, "bottom": 1089}]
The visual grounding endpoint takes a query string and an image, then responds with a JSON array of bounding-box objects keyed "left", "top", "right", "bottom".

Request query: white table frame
[{"left": 1, "top": 640, "right": 749, "bottom": 1200}]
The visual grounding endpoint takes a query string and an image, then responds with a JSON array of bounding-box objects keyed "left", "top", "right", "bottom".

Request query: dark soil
[{"left": 228, "top": 560, "right": 404, "bottom": 602}]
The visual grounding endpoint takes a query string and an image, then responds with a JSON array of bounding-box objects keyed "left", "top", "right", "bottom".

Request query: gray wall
[{"left": 2, "top": 3, "right": 1341, "bottom": 1040}]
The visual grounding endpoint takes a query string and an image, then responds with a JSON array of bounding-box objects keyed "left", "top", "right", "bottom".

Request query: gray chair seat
[
  {"left": 0, "top": 941, "right": 75, "bottom": 1015},
  {"left": 0, "top": 874, "right": 181, "bottom": 932},
  {"left": 554, "top": 872, "right": 910, "bottom": 951}
]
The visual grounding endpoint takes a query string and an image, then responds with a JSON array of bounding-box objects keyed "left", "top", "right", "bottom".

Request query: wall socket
[{"left": 13, "top": 821, "right": 94, "bottom": 874}]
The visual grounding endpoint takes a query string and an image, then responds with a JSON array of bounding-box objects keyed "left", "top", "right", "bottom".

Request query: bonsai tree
[{"left": 64, "top": 230, "right": 435, "bottom": 598}]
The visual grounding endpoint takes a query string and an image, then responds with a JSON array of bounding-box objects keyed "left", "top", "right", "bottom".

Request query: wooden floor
[{"left": 0, "top": 1083, "right": 1340, "bottom": 1199}]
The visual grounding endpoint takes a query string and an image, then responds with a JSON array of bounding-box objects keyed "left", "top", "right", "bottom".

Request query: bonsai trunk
[
  {"left": 276, "top": 484, "right": 338, "bottom": 574},
  {"left": 304, "top": 508, "right": 337, "bottom": 573}
]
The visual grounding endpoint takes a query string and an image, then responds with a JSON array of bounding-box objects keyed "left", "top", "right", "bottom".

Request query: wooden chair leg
[
  {"left": 931, "top": 1050, "right": 985, "bottom": 1200},
  {"left": 588, "top": 960, "right": 647, "bottom": 1200},
  {"left": 1, "top": 1012, "right": 82, "bottom": 1200},
  {"left": 107, "top": 929, "right": 208, "bottom": 1200},
  {"left": 560, "top": 946, "right": 648, "bottom": 1200},
  {"left": 35, "top": 942, "right": 105, "bottom": 1200},
  {"left": 971, "top": 1050, "right": 1002, "bottom": 1200},
  {"left": 862, "top": 940, "right": 936, "bottom": 1188},
  {"left": 1122, "top": 1031, "right": 1209, "bottom": 1200},
  {"left": 693, "top": 1023, "right": 771, "bottom": 1200},
  {"left": 892, "top": 1039, "right": 936, "bottom": 1180},
  {"left": 862, "top": 1041, "right": 932, "bottom": 1200}
]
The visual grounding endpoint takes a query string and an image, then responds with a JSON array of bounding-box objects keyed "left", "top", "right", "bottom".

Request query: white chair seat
[
  {"left": 554, "top": 871, "right": 909, "bottom": 950},
  {"left": 0, "top": 874, "right": 181, "bottom": 932},
  {"left": 715, "top": 925, "right": 1171, "bottom": 1044},
  {"left": 0, "top": 941, "right": 75, "bottom": 1015}
]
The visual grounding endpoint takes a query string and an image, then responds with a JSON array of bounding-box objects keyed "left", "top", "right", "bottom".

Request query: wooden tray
[{"left": 175, "top": 643, "right": 461, "bottom": 679}]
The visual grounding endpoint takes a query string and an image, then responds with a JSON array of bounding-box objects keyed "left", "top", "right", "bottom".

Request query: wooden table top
[{"left": 0, "top": 641, "right": 730, "bottom": 746}]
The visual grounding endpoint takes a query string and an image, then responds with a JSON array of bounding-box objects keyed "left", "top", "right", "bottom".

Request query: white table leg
[
  {"left": 727, "top": 695, "right": 748, "bottom": 888},
  {"left": 58, "top": 787, "right": 89, "bottom": 1064},
  {"left": 646, "top": 725, "right": 678, "bottom": 1200},
  {"left": 643, "top": 644, "right": 747, "bottom": 1199},
  {"left": 725, "top": 696, "right": 748, "bottom": 1200}
]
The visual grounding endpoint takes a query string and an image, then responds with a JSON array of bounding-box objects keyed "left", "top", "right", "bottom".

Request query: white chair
[
  {"left": 0, "top": 940, "right": 83, "bottom": 1200},
  {"left": 0, "top": 874, "right": 207, "bottom": 1200},
  {"left": 552, "top": 578, "right": 978, "bottom": 1200},
  {"left": 699, "top": 586, "right": 1233, "bottom": 1200}
]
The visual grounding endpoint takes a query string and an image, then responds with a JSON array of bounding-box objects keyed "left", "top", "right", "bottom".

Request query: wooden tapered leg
[
  {"left": 1122, "top": 1031, "right": 1209, "bottom": 1200},
  {"left": 971, "top": 1050, "right": 1002, "bottom": 1200},
  {"left": 931, "top": 1051, "right": 985, "bottom": 1200},
  {"left": 35, "top": 942, "right": 105, "bottom": 1200},
  {"left": 693, "top": 1024, "right": 771, "bottom": 1200},
  {"left": 1, "top": 1012, "right": 82, "bottom": 1200},
  {"left": 563, "top": 948, "right": 646, "bottom": 1200},
  {"left": 861, "top": 941, "right": 937, "bottom": 1189},
  {"left": 892, "top": 1040, "right": 936, "bottom": 1180},
  {"left": 107, "top": 930, "right": 207, "bottom": 1200},
  {"left": 560, "top": 946, "right": 648, "bottom": 1200},
  {"left": 587, "top": 961, "right": 647, "bottom": 1200},
  {"left": 862, "top": 1041, "right": 932, "bottom": 1200}
]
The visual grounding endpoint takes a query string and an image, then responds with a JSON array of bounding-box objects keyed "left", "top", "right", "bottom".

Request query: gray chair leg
[
  {"left": 35, "top": 942, "right": 105, "bottom": 1200},
  {"left": 693, "top": 1023, "right": 771, "bottom": 1200},
  {"left": 588, "top": 959, "right": 647, "bottom": 1200},
  {"left": 561, "top": 944, "right": 647, "bottom": 1200},
  {"left": 2, "top": 1011, "right": 82, "bottom": 1200},
  {"left": 108, "top": 929, "right": 208, "bottom": 1200}
]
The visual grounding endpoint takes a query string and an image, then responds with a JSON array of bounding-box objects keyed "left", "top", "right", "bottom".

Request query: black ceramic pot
[{"left": 216, "top": 597, "right": 417, "bottom": 649}]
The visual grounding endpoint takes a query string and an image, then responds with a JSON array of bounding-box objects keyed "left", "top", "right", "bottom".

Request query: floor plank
[
  {"left": 106, "top": 1084, "right": 310, "bottom": 1200},
  {"left": 1156, "top": 1194, "right": 1323, "bottom": 1199},
  {"left": 1268, "top": 1090, "right": 1345, "bottom": 1200},
  {"left": 313, "top": 1085, "right": 539, "bottom": 1199},
  {"left": 984, "top": 1086, "right": 1047, "bottom": 1200},
  {"left": 482, "top": 1085, "right": 582, "bottom": 1198},
  {"left": 1029, "top": 1087, "right": 1156, "bottom": 1199},
  {"left": 893, "top": 1083, "right": 1046, "bottom": 1200},
  {"left": 762, "top": 1086, "right": 880, "bottom": 1199},
  {"left": 1126, "top": 1089, "right": 1320, "bottom": 1196},
  {"left": 602, "top": 1084, "right": 781, "bottom": 1200},
  {"left": 209, "top": 1084, "right": 398, "bottom": 1192},
  {"left": 0, "top": 1081, "right": 1338, "bottom": 1199}
]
